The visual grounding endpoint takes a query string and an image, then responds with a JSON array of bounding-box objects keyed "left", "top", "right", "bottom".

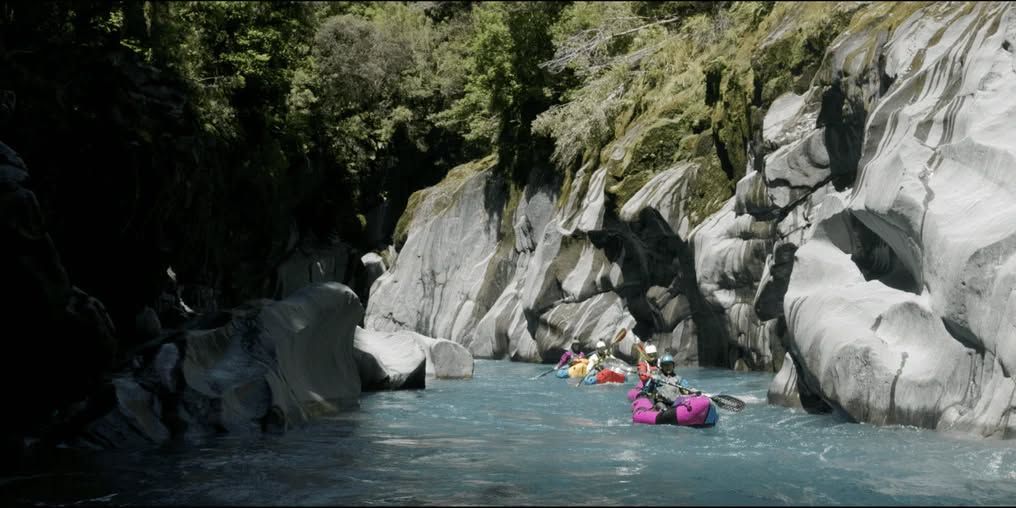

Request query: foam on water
[{"left": 3, "top": 359, "right": 1016, "bottom": 505}]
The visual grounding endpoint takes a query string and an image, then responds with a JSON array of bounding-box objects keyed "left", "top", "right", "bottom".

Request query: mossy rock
[
  {"left": 602, "top": 117, "right": 688, "bottom": 211},
  {"left": 629, "top": 119, "right": 686, "bottom": 175},
  {"left": 606, "top": 168, "right": 656, "bottom": 212},
  {"left": 711, "top": 77, "right": 752, "bottom": 182},
  {"left": 751, "top": 2, "right": 863, "bottom": 108},
  {"left": 498, "top": 181, "right": 524, "bottom": 244},
  {"left": 685, "top": 154, "right": 733, "bottom": 228},
  {"left": 392, "top": 154, "right": 497, "bottom": 248},
  {"left": 679, "top": 133, "right": 715, "bottom": 158}
]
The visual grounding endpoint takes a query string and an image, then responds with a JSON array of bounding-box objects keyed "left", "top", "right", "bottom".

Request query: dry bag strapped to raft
[{"left": 568, "top": 361, "right": 589, "bottom": 379}]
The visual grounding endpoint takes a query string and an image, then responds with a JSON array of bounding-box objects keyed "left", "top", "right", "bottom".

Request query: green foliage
[
  {"left": 0, "top": 0, "right": 897, "bottom": 313},
  {"left": 550, "top": 1, "right": 638, "bottom": 55},
  {"left": 438, "top": 2, "right": 568, "bottom": 180},
  {"left": 0, "top": 0, "right": 491, "bottom": 309},
  {"left": 532, "top": 63, "right": 632, "bottom": 170},
  {"left": 535, "top": 0, "right": 865, "bottom": 224},
  {"left": 632, "top": 1, "right": 725, "bottom": 21}
]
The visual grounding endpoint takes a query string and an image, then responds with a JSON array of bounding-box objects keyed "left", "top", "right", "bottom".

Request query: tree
[{"left": 438, "top": 1, "right": 569, "bottom": 180}]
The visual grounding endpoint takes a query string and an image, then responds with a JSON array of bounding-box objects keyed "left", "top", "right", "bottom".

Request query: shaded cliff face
[
  {"left": 60, "top": 281, "right": 474, "bottom": 451},
  {"left": 1, "top": 131, "right": 459, "bottom": 456},
  {"left": 0, "top": 141, "right": 118, "bottom": 449},
  {"left": 369, "top": 2, "right": 1016, "bottom": 437}
]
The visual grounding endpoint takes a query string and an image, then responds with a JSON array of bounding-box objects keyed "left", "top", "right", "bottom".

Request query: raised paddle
[
  {"left": 649, "top": 374, "right": 747, "bottom": 412},
  {"left": 574, "top": 328, "right": 628, "bottom": 388},
  {"left": 632, "top": 340, "right": 653, "bottom": 363}
]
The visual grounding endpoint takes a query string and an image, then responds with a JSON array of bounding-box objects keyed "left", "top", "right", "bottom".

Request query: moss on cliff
[
  {"left": 393, "top": 154, "right": 497, "bottom": 248},
  {"left": 498, "top": 180, "right": 524, "bottom": 246},
  {"left": 686, "top": 154, "right": 733, "bottom": 226},
  {"left": 409, "top": 3, "right": 920, "bottom": 237},
  {"left": 540, "top": 2, "right": 868, "bottom": 228},
  {"left": 751, "top": 3, "right": 864, "bottom": 103}
]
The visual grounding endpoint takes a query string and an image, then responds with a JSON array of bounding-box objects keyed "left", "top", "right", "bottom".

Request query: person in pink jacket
[{"left": 554, "top": 340, "right": 585, "bottom": 369}]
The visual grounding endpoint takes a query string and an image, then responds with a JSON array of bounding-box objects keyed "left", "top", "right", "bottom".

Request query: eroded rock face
[
  {"left": 363, "top": 2, "right": 1015, "bottom": 439},
  {"left": 691, "top": 198, "right": 780, "bottom": 370},
  {"left": 365, "top": 159, "right": 508, "bottom": 345},
  {"left": 367, "top": 157, "right": 699, "bottom": 364},
  {"left": 764, "top": 2, "right": 1016, "bottom": 436}
]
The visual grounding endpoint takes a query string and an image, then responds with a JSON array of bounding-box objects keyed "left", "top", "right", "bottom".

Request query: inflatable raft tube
[{"left": 627, "top": 380, "right": 718, "bottom": 427}]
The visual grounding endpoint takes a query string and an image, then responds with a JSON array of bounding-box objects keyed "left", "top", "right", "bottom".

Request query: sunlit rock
[
  {"left": 782, "top": 2, "right": 1016, "bottom": 436},
  {"left": 353, "top": 327, "right": 427, "bottom": 389},
  {"left": 360, "top": 252, "right": 386, "bottom": 297},
  {"left": 365, "top": 158, "right": 507, "bottom": 346},
  {"left": 412, "top": 333, "right": 474, "bottom": 379}
]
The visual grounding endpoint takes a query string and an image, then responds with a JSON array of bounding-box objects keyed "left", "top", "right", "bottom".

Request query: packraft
[
  {"left": 579, "top": 357, "right": 633, "bottom": 384},
  {"left": 626, "top": 380, "right": 718, "bottom": 427}
]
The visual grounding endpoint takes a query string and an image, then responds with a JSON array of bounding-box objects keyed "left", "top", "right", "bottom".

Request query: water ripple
[{"left": 5, "top": 362, "right": 1016, "bottom": 505}]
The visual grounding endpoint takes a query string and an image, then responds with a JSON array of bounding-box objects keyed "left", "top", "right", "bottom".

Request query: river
[{"left": 3, "top": 359, "right": 1016, "bottom": 505}]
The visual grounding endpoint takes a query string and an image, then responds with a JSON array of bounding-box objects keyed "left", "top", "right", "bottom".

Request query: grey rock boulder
[
  {"left": 360, "top": 252, "right": 386, "bottom": 297},
  {"left": 412, "top": 333, "right": 474, "bottom": 379},
  {"left": 81, "top": 282, "right": 365, "bottom": 447},
  {"left": 353, "top": 327, "right": 427, "bottom": 390}
]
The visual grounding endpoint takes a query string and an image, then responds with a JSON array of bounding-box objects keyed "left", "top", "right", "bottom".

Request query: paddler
[
  {"left": 585, "top": 340, "right": 611, "bottom": 375},
  {"left": 554, "top": 340, "right": 585, "bottom": 370},
  {"left": 640, "top": 354, "right": 695, "bottom": 409},
  {"left": 636, "top": 343, "right": 659, "bottom": 383}
]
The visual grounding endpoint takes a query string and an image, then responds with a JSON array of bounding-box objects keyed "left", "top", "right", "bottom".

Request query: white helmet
[
  {"left": 645, "top": 344, "right": 657, "bottom": 355},
  {"left": 595, "top": 341, "right": 606, "bottom": 349}
]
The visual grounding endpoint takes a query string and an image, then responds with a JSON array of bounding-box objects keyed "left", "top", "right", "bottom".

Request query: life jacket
[
  {"left": 654, "top": 372, "right": 684, "bottom": 403},
  {"left": 637, "top": 360, "right": 658, "bottom": 383},
  {"left": 588, "top": 351, "right": 611, "bottom": 372}
]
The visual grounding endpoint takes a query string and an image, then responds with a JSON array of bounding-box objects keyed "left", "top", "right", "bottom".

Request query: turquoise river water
[{"left": 3, "top": 359, "right": 1016, "bottom": 505}]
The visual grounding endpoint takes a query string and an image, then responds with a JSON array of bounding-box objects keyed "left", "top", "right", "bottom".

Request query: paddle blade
[{"left": 710, "top": 394, "right": 746, "bottom": 412}]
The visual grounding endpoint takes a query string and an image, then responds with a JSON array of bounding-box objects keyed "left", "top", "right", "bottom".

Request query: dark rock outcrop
[
  {"left": 76, "top": 282, "right": 365, "bottom": 448},
  {"left": 0, "top": 141, "right": 117, "bottom": 461}
]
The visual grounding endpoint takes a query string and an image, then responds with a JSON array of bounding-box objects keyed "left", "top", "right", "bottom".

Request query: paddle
[
  {"left": 574, "top": 328, "right": 628, "bottom": 388},
  {"left": 530, "top": 367, "right": 558, "bottom": 380},
  {"left": 648, "top": 374, "right": 746, "bottom": 412},
  {"left": 632, "top": 340, "right": 651, "bottom": 362}
]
